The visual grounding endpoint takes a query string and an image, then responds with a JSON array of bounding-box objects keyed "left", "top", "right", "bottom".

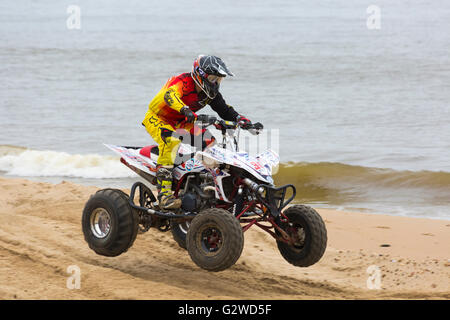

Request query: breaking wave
[
  {"left": 274, "top": 161, "right": 450, "bottom": 191},
  {"left": 1, "top": 145, "right": 449, "bottom": 218},
  {"left": 2, "top": 145, "right": 449, "bottom": 190},
  {"left": 0, "top": 145, "right": 135, "bottom": 179}
]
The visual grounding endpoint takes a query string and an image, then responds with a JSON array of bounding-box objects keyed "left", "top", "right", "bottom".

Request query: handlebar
[{"left": 195, "top": 114, "right": 264, "bottom": 135}]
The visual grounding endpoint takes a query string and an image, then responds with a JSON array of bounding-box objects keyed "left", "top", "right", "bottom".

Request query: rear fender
[{"left": 104, "top": 144, "right": 157, "bottom": 175}]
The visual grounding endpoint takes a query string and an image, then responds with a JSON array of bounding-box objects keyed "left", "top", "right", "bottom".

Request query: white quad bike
[{"left": 82, "top": 115, "right": 327, "bottom": 271}]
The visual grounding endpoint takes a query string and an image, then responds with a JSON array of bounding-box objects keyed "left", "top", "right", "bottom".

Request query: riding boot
[{"left": 156, "top": 165, "right": 181, "bottom": 210}]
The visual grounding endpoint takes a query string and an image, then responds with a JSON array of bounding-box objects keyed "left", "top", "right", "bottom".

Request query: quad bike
[{"left": 82, "top": 115, "right": 327, "bottom": 271}]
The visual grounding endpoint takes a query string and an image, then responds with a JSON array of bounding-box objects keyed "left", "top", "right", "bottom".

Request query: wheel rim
[
  {"left": 198, "top": 225, "right": 223, "bottom": 253},
  {"left": 288, "top": 223, "right": 306, "bottom": 250},
  {"left": 90, "top": 208, "right": 111, "bottom": 239}
]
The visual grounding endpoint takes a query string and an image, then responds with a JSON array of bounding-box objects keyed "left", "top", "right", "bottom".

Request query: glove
[
  {"left": 180, "top": 106, "right": 197, "bottom": 123},
  {"left": 236, "top": 114, "right": 252, "bottom": 129}
]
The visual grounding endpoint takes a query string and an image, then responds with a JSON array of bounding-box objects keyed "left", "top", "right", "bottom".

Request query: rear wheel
[
  {"left": 276, "top": 205, "right": 327, "bottom": 267},
  {"left": 171, "top": 220, "right": 190, "bottom": 249},
  {"left": 82, "top": 189, "right": 139, "bottom": 257},
  {"left": 186, "top": 208, "right": 244, "bottom": 271}
]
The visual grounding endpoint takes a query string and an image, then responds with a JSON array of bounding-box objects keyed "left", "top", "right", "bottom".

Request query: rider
[{"left": 142, "top": 55, "right": 254, "bottom": 209}]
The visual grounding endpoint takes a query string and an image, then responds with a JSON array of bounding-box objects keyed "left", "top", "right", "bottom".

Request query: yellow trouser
[{"left": 142, "top": 111, "right": 193, "bottom": 166}]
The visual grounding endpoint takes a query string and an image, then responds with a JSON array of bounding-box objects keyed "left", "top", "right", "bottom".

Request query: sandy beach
[{"left": 0, "top": 176, "right": 448, "bottom": 300}]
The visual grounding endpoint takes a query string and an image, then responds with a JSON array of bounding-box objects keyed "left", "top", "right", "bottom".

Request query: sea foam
[{"left": 0, "top": 147, "right": 136, "bottom": 179}]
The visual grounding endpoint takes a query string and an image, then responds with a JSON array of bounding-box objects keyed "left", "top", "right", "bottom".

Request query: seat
[
  {"left": 139, "top": 145, "right": 159, "bottom": 158},
  {"left": 139, "top": 144, "right": 197, "bottom": 166}
]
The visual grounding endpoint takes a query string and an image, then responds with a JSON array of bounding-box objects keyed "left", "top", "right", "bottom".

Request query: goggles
[{"left": 206, "top": 74, "right": 224, "bottom": 84}]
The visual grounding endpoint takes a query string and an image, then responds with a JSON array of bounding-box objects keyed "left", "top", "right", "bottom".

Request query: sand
[{"left": 0, "top": 176, "right": 448, "bottom": 300}]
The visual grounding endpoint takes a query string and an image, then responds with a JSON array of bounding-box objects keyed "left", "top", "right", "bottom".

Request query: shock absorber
[{"left": 233, "top": 185, "right": 244, "bottom": 217}]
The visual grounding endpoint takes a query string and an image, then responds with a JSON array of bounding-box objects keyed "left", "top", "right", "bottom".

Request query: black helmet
[{"left": 191, "top": 55, "right": 234, "bottom": 99}]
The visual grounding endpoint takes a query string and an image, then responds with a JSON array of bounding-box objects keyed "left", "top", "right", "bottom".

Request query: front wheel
[
  {"left": 186, "top": 208, "right": 244, "bottom": 272},
  {"left": 276, "top": 205, "right": 327, "bottom": 267}
]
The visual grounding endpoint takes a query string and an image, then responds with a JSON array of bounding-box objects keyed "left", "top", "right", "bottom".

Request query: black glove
[
  {"left": 180, "top": 106, "right": 197, "bottom": 123},
  {"left": 236, "top": 114, "right": 252, "bottom": 129},
  {"left": 253, "top": 122, "right": 264, "bottom": 130}
]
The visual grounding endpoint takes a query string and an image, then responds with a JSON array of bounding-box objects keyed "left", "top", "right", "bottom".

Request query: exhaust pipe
[{"left": 243, "top": 178, "right": 265, "bottom": 195}]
